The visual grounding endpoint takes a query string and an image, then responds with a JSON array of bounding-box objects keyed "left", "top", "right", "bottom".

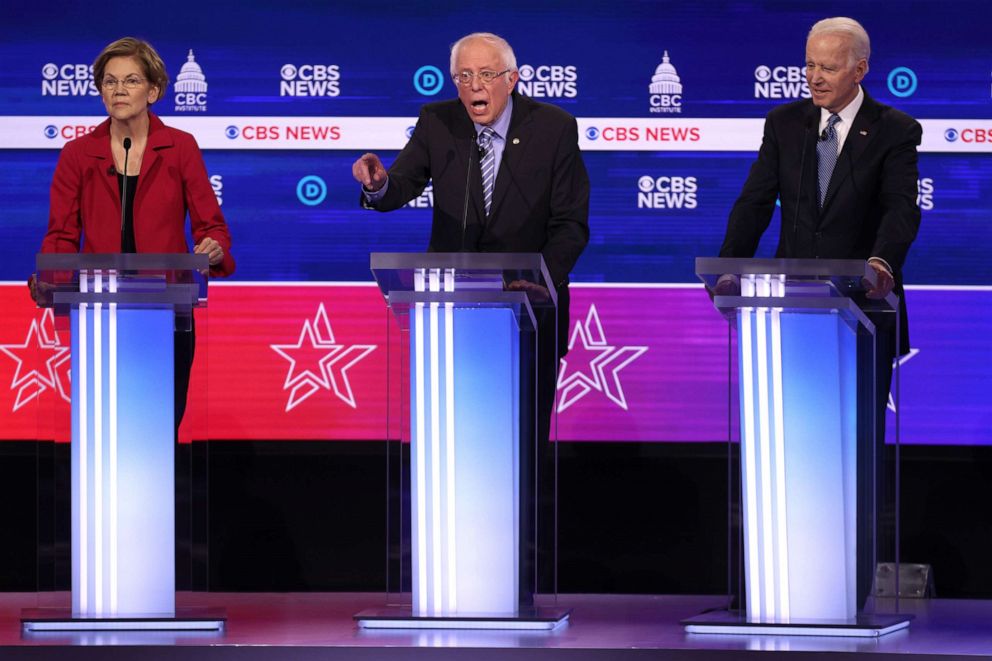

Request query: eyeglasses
[
  {"left": 452, "top": 69, "right": 511, "bottom": 86},
  {"left": 101, "top": 76, "right": 146, "bottom": 90}
]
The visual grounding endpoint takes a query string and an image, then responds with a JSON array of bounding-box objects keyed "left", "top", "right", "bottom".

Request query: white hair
[
  {"left": 449, "top": 32, "right": 517, "bottom": 75},
  {"left": 808, "top": 17, "right": 871, "bottom": 63}
]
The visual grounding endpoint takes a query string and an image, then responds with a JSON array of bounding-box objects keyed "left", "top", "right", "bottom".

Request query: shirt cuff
[
  {"left": 362, "top": 177, "right": 389, "bottom": 203},
  {"left": 867, "top": 257, "right": 893, "bottom": 276}
]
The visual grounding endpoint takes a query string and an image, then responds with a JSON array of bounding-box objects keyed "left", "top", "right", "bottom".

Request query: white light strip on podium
[
  {"left": 443, "top": 268, "right": 456, "bottom": 613},
  {"left": 108, "top": 273, "right": 118, "bottom": 616},
  {"left": 428, "top": 268, "right": 442, "bottom": 615},
  {"left": 754, "top": 276, "right": 773, "bottom": 618},
  {"left": 739, "top": 273, "right": 794, "bottom": 622},
  {"left": 413, "top": 269, "right": 427, "bottom": 616},
  {"left": 770, "top": 276, "right": 789, "bottom": 619},
  {"left": 79, "top": 272, "right": 89, "bottom": 615},
  {"left": 94, "top": 272, "right": 103, "bottom": 616},
  {"left": 739, "top": 274, "right": 760, "bottom": 618}
]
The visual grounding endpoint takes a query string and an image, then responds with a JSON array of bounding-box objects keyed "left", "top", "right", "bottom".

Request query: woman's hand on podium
[
  {"left": 27, "top": 274, "right": 39, "bottom": 303},
  {"left": 26, "top": 274, "right": 53, "bottom": 305},
  {"left": 194, "top": 237, "right": 225, "bottom": 266}
]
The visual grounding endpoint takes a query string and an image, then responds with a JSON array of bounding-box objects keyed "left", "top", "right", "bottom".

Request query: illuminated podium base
[
  {"left": 354, "top": 606, "right": 570, "bottom": 631},
  {"left": 21, "top": 607, "right": 226, "bottom": 632},
  {"left": 681, "top": 610, "right": 911, "bottom": 637}
]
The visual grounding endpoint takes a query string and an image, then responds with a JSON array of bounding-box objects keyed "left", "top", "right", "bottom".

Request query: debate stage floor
[{"left": 1, "top": 592, "right": 989, "bottom": 660}]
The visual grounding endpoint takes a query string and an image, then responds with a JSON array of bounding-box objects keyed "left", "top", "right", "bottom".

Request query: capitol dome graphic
[
  {"left": 175, "top": 50, "right": 207, "bottom": 93},
  {"left": 649, "top": 51, "right": 682, "bottom": 95}
]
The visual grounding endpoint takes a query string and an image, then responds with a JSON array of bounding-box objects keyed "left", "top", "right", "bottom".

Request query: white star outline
[
  {"left": 270, "top": 303, "right": 376, "bottom": 412},
  {"left": 888, "top": 347, "right": 920, "bottom": 413},
  {"left": 0, "top": 309, "right": 71, "bottom": 412},
  {"left": 555, "top": 304, "right": 648, "bottom": 413}
]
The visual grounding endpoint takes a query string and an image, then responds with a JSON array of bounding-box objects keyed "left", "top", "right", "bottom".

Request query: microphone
[
  {"left": 793, "top": 118, "right": 812, "bottom": 250},
  {"left": 120, "top": 137, "right": 131, "bottom": 239},
  {"left": 460, "top": 131, "right": 477, "bottom": 250},
  {"left": 819, "top": 128, "right": 829, "bottom": 142}
]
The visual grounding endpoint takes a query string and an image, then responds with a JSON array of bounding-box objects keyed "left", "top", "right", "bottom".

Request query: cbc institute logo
[
  {"left": 174, "top": 49, "right": 208, "bottom": 112},
  {"left": 649, "top": 51, "right": 682, "bottom": 114}
]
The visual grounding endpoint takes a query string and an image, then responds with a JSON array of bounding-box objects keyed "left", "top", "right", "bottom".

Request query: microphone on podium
[{"left": 120, "top": 137, "right": 132, "bottom": 237}]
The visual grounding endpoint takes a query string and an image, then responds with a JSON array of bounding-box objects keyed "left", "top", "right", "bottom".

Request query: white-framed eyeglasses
[
  {"left": 452, "top": 69, "right": 511, "bottom": 86},
  {"left": 101, "top": 76, "right": 146, "bottom": 90}
]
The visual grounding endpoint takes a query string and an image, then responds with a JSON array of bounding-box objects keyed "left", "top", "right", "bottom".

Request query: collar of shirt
[
  {"left": 819, "top": 85, "right": 864, "bottom": 155},
  {"left": 474, "top": 95, "right": 513, "bottom": 144}
]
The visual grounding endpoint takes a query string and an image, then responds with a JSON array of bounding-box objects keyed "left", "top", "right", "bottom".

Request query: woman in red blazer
[
  {"left": 33, "top": 36, "right": 235, "bottom": 428},
  {"left": 39, "top": 36, "right": 234, "bottom": 275}
]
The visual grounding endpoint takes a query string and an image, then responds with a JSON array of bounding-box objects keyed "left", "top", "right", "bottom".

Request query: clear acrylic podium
[
  {"left": 684, "top": 258, "right": 910, "bottom": 637},
  {"left": 23, "top": 253, "right": 224, "bottom": 632},
  {"left": 356, "top": 252, "right": 567, "bottom": 630}
]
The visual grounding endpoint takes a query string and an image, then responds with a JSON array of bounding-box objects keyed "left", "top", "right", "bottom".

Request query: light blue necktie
[
  {"left": 478, "top": 127, "right": 496, "bottom": 216},
  {"left": 816, "top": 113, "right": 841, "bottom": 208}
]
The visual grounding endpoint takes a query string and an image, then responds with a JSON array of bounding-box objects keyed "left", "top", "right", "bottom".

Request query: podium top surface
[
  {"left": 370, "top": 252, "right": 557, "bottom": 309},
  {"left": 35, "top": 253, "right": 209, "bottom": 314},
  {"left": 37, "top": 253, "right": 209, "bottom": 272},
  {"left": 695, "top": 257, "right": 898, "bottom": 311}
]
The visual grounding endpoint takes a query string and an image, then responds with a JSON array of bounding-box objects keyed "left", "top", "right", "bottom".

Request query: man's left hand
[
  {"left": 507, "top": 279, "right": 550, "bottom": 303},
  {"left": 864, "top": 261, "right": 895, "bottom": 299},
  {"left": 194, "top": 238, "right": 225, "bottom": 266}
]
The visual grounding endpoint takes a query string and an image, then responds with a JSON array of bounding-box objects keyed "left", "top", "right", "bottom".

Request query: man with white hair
[
  {"left": 352, "top": 32, "right": 590, "bottom": 444},
  {"left": 718, "top": 17, "right": 921, "bottom": 609},
  {"left": 352, "top": 32, "right": 589, "bottom": 603}
]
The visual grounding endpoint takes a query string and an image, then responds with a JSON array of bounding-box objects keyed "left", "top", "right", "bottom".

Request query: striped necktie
[
  {"left": 816, "top": 113, "right": 841, "bottom": 208},
  {"left": 478, "top": 127, "right": 496, "bottom": 216}
]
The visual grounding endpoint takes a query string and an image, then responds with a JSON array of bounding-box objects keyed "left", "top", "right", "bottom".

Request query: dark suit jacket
[
  {"left": 42, "top": 112, "right": 235, "bottom": 277},
  {"left": 364, "top": 91, "right": 590, "bottom": 354},
  {"left": 720, "top": 89, "right": 921, "bottom": 352}
]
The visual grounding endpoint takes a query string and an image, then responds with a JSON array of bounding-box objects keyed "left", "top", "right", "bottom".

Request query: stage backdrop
[{"left": 0, "top": 0, "right": 989, "bottom": 445}]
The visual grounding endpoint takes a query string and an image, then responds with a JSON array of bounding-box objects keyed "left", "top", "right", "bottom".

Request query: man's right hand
[{"left": 352, "top": 153, "right": 387, "bottom": 192}]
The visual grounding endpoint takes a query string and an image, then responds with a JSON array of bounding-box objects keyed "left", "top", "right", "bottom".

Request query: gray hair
[
  {"left": 449, "top": 32, "right": 518, "bottom": 76},
  {"left": 808, "top": 17, "right": 871, "bottom": 64}
]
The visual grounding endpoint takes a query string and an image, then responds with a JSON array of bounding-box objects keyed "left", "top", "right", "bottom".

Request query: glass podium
[
  {"left": 356, "top": 252, "right": 567, "bottom": 630},
  {"left": 23, "top": 253, "right": 224, "bottom": 632},
  {"left": 684, "top": 258, "right": 910, "bottom": 636}
]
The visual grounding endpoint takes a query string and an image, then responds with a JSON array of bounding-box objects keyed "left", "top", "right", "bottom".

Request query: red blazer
[{"left": 41, "top": 112, "right": 235, "bottom": 277}]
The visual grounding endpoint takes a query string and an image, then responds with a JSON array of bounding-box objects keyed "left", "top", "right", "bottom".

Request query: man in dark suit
[
  {"left": 352, "top": 32, "right": 589, "bottom": 597},
  {"left": 719, "top": 17, "right": 921, "bottom": 607},
  {"left": 352, "top": 31, "right": 590, "bottom": 440}
]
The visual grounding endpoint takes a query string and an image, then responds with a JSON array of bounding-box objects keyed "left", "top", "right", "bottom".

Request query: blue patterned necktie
[
  {"left": 816, "top": 113, "right": 841, "bottom": 208},
  {"left": 478, "top": 127, "right": 496, "bottom": 216}
]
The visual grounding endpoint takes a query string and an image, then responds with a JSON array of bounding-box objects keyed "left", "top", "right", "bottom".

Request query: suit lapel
[
  {"left": 82, "top": 120, "right": 118, "bottom": 209},
  {"left": 488, "top": 93, "right": 532, "bottom": 223},
  {"left": 822, "top": 93, "right": 882, "bottom": 212},
  {"left": 801, "top": 104, "right": 821, "bottom": 225},
  {"left": 452, "top": 105, "right": 486, "bottom": 225},
  {"left": 135, "top": 113, "right": 172, "bottom": 219}
]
